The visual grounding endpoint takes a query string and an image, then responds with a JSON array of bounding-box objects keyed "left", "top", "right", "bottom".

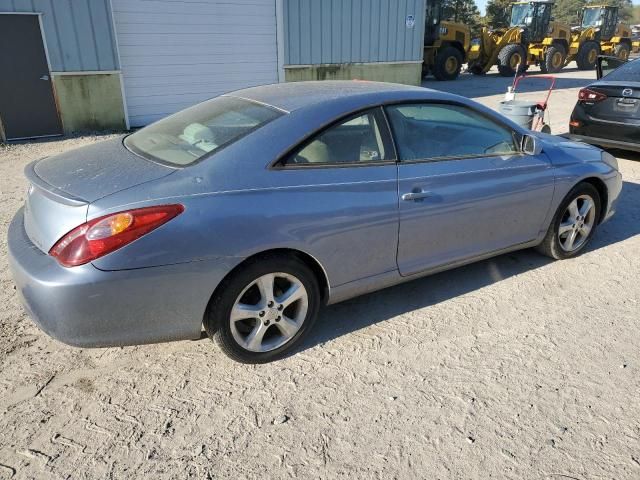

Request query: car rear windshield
[
  {"left": 603, "top": 59, "right": 640, "bottom": 82},
  {"left": 124, "top": 96, "right": 283, "bottom": 166}
]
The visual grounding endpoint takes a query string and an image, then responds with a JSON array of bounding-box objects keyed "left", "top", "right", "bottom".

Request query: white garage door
[{"left": 111, "top": 0, "right": 280, "bottom": 127}]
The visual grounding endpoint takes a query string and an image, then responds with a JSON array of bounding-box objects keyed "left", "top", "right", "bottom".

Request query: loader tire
[
  {"left": 614, "top": 43, "right": 631, "bottom": 61},
  {"left": 433, "top": 46, "right": 463, "bottom": 81},
  {"left": 497, "top": 44, "right": 527, "bottom": 77},
  {"left": 576, "top": 41, "right": 600, "bottom": 70},
  {"left": 541, "top": 44, "right": 566, "bottom": 73}
]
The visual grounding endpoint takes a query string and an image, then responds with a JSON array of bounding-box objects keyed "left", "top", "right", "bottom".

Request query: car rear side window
[
  {"left": 284, "top": 109, "right": 392, "bottom": 166},
  {"left": 125, "top": 96, "right": 283, "bottom": 166},
  {"left": 386, "top": 103, "right": 518, "bottom": 161},
  {"left": 602, "top": 59, "right": 640, "bottom": 81}
]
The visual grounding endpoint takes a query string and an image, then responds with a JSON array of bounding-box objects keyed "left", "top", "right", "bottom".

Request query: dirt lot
[{"left": 1, "top": 66, "right": 639, "bottom": 479}]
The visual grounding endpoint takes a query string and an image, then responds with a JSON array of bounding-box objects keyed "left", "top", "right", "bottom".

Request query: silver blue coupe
[{"left": 8, "top": 81, "right": 622, "bottom": 362}]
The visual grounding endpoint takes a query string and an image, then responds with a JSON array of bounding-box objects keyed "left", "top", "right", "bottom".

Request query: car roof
[{"left": 225, "top": 80, "right": 431, "bottom": 112}]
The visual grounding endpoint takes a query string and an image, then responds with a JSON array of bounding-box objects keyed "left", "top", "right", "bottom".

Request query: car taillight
[
  {"left": 578, "top": 88, "right": 607, "bottom": 103},
  {"left": 50, "top": 204, "right": 184, "bottom": 267}
]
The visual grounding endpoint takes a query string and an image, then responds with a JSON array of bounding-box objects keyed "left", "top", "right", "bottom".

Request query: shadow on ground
[
  {"left": 609, "top": 149, "right": 640, "bottom": 162},
  {"left": 301, "top": 179, "right": 640, "bottom": 352},
  {"left": 425, "top": 68, "right": 596, "bottom": 99}
]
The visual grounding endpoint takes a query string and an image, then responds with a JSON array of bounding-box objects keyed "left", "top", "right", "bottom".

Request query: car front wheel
[
  {"left": 536, "top": 182, "right": 601, "bottom": 260},
  {"left": 205, "top": 255, "right": 320, "bottom": 363}
]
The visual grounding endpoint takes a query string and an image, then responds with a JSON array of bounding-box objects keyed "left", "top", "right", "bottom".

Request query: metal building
[{"left": 0, "top": 0, "right": 425, "bottom": 140}]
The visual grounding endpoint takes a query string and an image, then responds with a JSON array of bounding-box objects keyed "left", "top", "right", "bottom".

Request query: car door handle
[{"left": 401, "top": 190, "right": 431, "bottom": 201}]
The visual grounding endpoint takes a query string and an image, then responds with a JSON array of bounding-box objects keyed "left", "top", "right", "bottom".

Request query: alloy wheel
[
  {"left": 229, "top": 272, "right": 308, "bottom": 352},
  {"left": 558, "top": 194, "right": 596, "bottom": 252}
]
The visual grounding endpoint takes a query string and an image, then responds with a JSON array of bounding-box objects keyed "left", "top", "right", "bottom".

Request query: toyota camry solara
[{"left": 8, "top": 81, "right": 622, "bottom": 363}]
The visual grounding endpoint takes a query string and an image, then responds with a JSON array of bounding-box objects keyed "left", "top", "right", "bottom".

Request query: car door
[
  {"left": 272, "top": 107, "right": 399, "bottom": 287},
  {"left": 386, "top": 102, "right": 555, "bottom": 277}
]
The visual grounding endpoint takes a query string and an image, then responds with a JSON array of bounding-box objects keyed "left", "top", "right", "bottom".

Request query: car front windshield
[
  {"left": 582, "top": 8, "right": 603, "bottom": 28},
  {"left": 511, "top": 4, "right": 534, "bottom": 26},
  {"left": 124, "top": 96, "right": 283, "bottom": 166}
]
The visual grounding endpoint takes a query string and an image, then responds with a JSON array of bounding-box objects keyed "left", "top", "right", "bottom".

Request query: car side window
[
  {"left": 285, "top": 109, "right": 390, "bottom": 166},
  {"left": 386, "top": 103, "right": 519, "bottom": 161}
]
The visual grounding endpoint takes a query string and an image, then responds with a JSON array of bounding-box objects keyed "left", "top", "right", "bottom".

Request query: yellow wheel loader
[
  {"left": 468, "top": 0, "right": 573, "bottom": 77},
  {"left": 571, "top": 5, "right": 636, "bottom": 70},
  {"left": 422, "top": 0, "right": 472, "bottom": 81}
]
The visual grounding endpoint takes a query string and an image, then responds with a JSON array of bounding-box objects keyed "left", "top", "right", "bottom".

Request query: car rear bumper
[
  {"left": 566, "top": 133, "right": 640, "bottom": 153},
  {"left": 7, "top": 208, "right": 239, "bottom": 348}
]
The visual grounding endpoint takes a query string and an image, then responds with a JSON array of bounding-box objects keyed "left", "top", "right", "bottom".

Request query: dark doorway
[{"left": 0, "top": 14, "right": 62, "bottom": 140}]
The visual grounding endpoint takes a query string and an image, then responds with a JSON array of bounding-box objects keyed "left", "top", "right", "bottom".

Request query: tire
[
  {"left": 541, "top": 43, "right": 566, "bottom": 74},
  {"left": 433, "top": 46, "right": 463, "bottom": 81},
  {"left": 576, "top": 40, "right": 600, "bottom": 70},
  {"left": 497, "top": 44, "right": 527, "bottom": 77},
  {"left": 535, "top": 182, "right": 601, "bottom": 260},
  {"left": 614, "top": 43, "right": 631, "bottom": 61},
  {"left": 204, "top": 255, "right": 321, "bottom": 363}
]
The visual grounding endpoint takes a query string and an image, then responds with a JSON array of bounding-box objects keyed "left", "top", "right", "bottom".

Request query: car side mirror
[{"left": 522, "top": 134, "right": 542, "bottom": 155}]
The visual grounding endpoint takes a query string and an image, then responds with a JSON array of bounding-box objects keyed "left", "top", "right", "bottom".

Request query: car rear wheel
[
  {"left": 205, "top": 255, "right": 320, "bottom": 363},
  {"left": 535, "top": 182, "right": 601, "bottom": 260}
]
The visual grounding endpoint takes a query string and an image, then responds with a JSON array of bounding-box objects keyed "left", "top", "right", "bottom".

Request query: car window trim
[
  {"left": 271, "top": 106, "right": 398, "bottom": 170},
  {"left": 383, "top": 100, "right": 525, "bottom": 164}
]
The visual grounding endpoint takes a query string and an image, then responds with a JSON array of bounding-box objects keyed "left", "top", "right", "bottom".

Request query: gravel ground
[{"left": 1, "top": 68, "right": 639, "bottom": 479}]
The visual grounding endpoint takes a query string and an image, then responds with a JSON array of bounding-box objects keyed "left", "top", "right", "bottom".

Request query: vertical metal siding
[
  {"left": 111, "top": 0, "right": 279, "bottom": 127},
  {"left": 0, "top": 0, "right": 119, "bottom": 71},
  {"left": 284, "top": 0, "right": 425, "bottom": 65}
]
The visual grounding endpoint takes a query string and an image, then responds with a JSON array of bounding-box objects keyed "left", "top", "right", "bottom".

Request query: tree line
[{"left": 440, "top": 0, "right": 635, "bottom": 35}]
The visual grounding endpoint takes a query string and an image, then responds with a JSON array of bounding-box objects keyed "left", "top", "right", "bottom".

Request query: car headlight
[{"left": 601, "top": 151, "right": 619, "bottom": 171}]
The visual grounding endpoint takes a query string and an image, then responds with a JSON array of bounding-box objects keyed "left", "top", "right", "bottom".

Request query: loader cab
[
  {"left": 424, "top": 0, "right": 443, "bottom": 46},
  {"left": 510, "top": 1, "right": 554, "bottom": 43},
  {"left": 580, "top": 6, "right": 618, "bottom": 40}
]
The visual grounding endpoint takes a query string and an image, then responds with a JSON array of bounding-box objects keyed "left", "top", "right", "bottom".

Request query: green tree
[
  {"left": 485, "top": 0, "right": 513, "bottom": 28},
  {"left": 442, "top": 0, "right": 482, "bottom": 34},
  {"left": 554, "top": 0, "right": 587, "bottom": 25}
]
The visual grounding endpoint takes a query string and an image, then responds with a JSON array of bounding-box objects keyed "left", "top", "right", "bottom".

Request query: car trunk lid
[
  {"left": 23, "top": 137, "right": 176, "bottom": 253},
  {"left": 584, "top": 82, "right": 640, "bottom": 124},
  {"left": 33, "top": 137, "right": 176, "bottom": 202}
]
